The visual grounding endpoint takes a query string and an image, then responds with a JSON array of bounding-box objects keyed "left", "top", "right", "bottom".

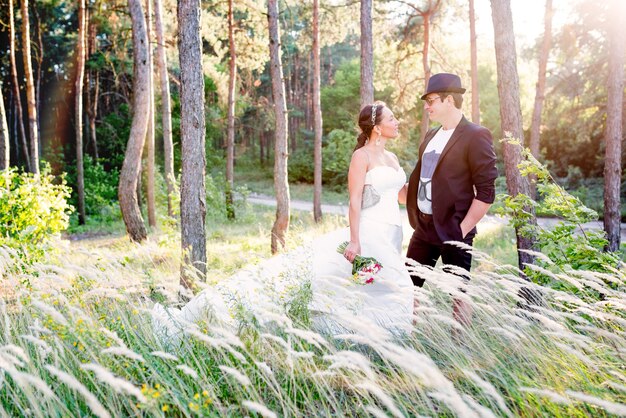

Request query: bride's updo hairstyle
[{"left": 354, "top": 101, "right": 386, "bottom": 151}]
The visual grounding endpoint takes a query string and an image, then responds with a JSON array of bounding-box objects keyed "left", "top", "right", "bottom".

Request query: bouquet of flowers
[{"left": 336, "top": 241, "right": 382, "bottom": 285}]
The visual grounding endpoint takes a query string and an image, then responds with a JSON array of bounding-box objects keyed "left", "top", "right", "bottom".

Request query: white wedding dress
[{"left": 152, "top": 166, "right": 413, "bottom": 341}]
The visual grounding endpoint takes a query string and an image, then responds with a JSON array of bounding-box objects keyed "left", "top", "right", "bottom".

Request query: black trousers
[{"left": 406, "top": 211, "right": 473, "bottom": 287}]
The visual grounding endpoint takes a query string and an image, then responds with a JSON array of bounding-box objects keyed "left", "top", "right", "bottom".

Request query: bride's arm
[
  {"left": 398, "top": 183, "right": 408, "bottom": 205},
  {"left": 344, "top": 150, "right": 368, "bottom": 263}
]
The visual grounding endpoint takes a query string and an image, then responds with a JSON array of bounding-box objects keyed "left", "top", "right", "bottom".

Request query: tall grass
[{"left": 0, "top": 210, "right": 625, "bottom": 416}]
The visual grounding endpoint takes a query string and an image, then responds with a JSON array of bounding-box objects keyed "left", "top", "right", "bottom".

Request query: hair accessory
[{"left": 371, "top": 104, "right": 377, "bottom": 126}]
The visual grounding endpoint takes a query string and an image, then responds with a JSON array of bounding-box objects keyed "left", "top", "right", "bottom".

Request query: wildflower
[
  {"left": 162, "top": 405, "right": 169, "bottom": 412},
  {"left": 336, "top": 242, "right": 382, "bottom": 285}
]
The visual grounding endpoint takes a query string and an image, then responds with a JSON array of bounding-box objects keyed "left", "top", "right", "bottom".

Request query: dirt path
[{"left": 248, "top": 193, "right": 626, "bottom": 241}]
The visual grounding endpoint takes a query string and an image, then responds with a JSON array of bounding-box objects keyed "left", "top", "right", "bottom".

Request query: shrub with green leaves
[
  {"left": 0, "top": 167, "right": 73, "bottom": 246},
  {"left": 322, "top": 129, "right": 355, "bottom": 190},
  {"left": 496, "top": 139, "right": 622, "bottom": 297}
]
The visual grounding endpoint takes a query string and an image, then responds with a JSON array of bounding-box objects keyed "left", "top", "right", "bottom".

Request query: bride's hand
[{"left": 343, "top": 241, "right": 361, "bottom": 263}]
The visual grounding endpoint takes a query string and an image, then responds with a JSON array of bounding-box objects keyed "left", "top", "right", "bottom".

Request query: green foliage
[
  {"left": 496, "top": 139, "right": 622, "bottom": 295},
  {"left": 288, "top": 143, "right": 315, "bottom": 184},
  {"left": 205, "top": 174, "right": 252, "bottom": 223},
  {"left": 321, "top": 60, "right": 361, "bottom": 134},
  {"left": 79, "top": 156, "right": 120, "bottom": 217},
  {"left": 96, "top": 104, "right": 132, "bottom": 171},
  {"left": 287, "top": 128, "right": 359, "bottom": 191},
  {"left": 321, "top": 129, "right": 355, "bottom": 191},
  {"left": 0, "top": 167, "right": 73, "bottom": 248}
]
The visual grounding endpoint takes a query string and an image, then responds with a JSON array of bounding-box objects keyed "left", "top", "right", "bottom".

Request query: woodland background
[{"left": 0, "top": 1, "right": 625, "bottom": 417}]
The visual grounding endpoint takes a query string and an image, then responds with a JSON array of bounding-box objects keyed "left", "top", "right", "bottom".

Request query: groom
[{"left": 406, "top": 73, "right": 497, "bottom": 324}]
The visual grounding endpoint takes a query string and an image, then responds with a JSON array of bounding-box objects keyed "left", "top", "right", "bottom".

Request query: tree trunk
[
  {"left": 145, "top": 0, "right": 157, "bottom": 228},
  {"left": 260, "top": 129, "right": 265, "bottom": 165},
  {"left": 360, "top": 0, "right": 374, "bottom": 107},
  {"left": 268, "top": 0, "right": 290, "bottom": 254},
  {"left": 226, "top": 0, "right": 236, "bottom": 220},
  {"left": 75, "top": 0, "right": 87, "bottom": 225},
  {"left": 33, "top": 4, "right": 43, "bottom": 147},
  {"left": 21, "top": 0, "right": 40, "bottom": 173},
  {"left": 313, "top": 0, "right": 323, "bottom": 223},
  {"left": 119, "top": 0, "right": 150, "bottom": 243},
  {"left": 603, "top": 0, "right": 625, "bottom": 252},
  {"left": 0, "top": 85, "right": 9, "bottom": 170},
  {"left": 10, "top": 0, "right": 30, "bottom": 171},
  {"left": 529, "top": 0, "right": 553, "bottom": 160},
  {"left": 469, "top": 0, "right": 480, "bottom": 124},
  {"left": 178, "top": 0, "right": 207, "bottom": 287},
  {"left": 419, "top": 11, "right": 431, "bottom": 143},
  {"left": 490, "top": 0, "right": 537, "bottom": 271},
  {"left": 154, "top": 0, "right": 175, "bottom": 217},
  {"left": 86, "top": 4, "right": 99, "bottom": 160}
]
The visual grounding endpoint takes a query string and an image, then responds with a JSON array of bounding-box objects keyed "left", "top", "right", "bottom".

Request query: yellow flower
[
  {"left": 202, "top": 390, "right": 209, "bottom": 397},
  {"left": 162, "top": 405, "right": 169, "bottom": 412},
  {"left": 193, "top": 393, "right": 200, "bottom": 400}
]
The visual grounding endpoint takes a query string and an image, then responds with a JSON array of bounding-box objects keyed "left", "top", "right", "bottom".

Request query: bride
[{"left": 152, "top": 102, "right": 414, "bottom": 340}]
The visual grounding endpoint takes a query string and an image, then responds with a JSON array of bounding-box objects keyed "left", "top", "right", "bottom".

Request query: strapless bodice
[{"left": 361, "top": 165, "right": 406, "bottom": 226}]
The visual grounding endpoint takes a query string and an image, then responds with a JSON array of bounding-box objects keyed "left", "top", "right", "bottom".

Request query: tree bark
[
  {"left": 313, "top": 0, "right": 323, "bottom": 223},
  {"left": 10, "top": 0, "right": 30, "bottom": 171},
  {"left": 469, "top": 0, "right": 480, "bottom": 124},
  {"left": 603, "top": 0, "right": 625, "bottom": 252},
  {"left": 119, "top": 0, "right": 150, "bottom": 243},
  {"left": 529, "top": 0, "right": 553, "bottom": 160},
  {"left": 86, "top": 4, "right": 99, "bottom": 159},
  {"left": 75, "top": 0, "right": 87, "bottom": 225},
  {"left": 178, "top": 0, "right": 207, "bottom": 286},
  {"left": 419, "top": 11, "right": 431, "bottom": 143},
  {"left": 490, "top": 0, "right": 537, "bottom": 271},
  {"left": 154, "top": 0, "right": 175, "bottom": 217},
  {"left": 33, "top": 4, "right": 43, "bottom": 146},
  {"left": 360, "top": 0, "right": 374, "bottom": 107},
  {"left": 0, "top": 85, "right": 9, "bottom": 170},
  {"left": 268, "top": 0, "right": 290, "bottom": 254},
  {"left": 226, "top": 0, "right": 236, "bottom": 220},
  {"left": 145, "top": 0, "right": 157, "bottom": 228},
  {"left": 21, "top": 0, "right": 40, "bottom": 173}
]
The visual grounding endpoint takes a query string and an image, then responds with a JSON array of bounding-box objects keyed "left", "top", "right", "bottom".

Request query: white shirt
[{"left": 417, "top": 127, "right": 455, "bottom": 214}]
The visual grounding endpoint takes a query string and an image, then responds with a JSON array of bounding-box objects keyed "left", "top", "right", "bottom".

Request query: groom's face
[{"left": 423, "top": 93, "right": 449, "bottom": 123}]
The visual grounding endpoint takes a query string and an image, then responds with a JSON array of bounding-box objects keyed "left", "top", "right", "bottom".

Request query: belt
[{"left": 418, "top": 211, "right": 433, "bottom": 220}]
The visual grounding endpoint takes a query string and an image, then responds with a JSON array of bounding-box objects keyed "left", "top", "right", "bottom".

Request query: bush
[
  {"left": 84, "top": 156, "right": 120, "bottom": 215},
  {"left": 496, "top": 139, "right": 621, "bottom": 299},
  {"left": 205, "top": 174, "right": 252, "bottom": 222},
  {"left": 322, "top": 129, "right": 355, "bottom": 191},
  {"left": 288, "top": 144, "right": 315, "bottom": 184},
  {"left": 0, "top": 167, "right": 73, "bottom": 247}
]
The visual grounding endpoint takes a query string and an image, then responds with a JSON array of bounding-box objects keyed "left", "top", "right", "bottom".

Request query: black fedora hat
[{"left": 420, "top": 73, "right": 466, "bottom": 100}]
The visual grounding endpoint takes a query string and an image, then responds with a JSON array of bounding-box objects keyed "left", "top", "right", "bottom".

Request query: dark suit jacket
[{"left": 407, "top": 116, "right": 497, "bottom": 242}]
